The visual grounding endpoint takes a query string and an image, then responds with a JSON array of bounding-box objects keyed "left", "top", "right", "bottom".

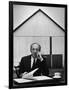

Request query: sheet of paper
[{"left": 22, "top": 68, "right": 39, "bottom": 78}]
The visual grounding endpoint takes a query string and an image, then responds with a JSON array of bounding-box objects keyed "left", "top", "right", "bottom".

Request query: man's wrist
[{"left": 41, "top": 57, "right": 43, "bottom": 62}]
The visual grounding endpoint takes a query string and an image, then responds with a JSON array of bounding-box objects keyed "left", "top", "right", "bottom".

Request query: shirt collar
[{"left": 31, "top": 56, "right": 37, "bottom": 61}]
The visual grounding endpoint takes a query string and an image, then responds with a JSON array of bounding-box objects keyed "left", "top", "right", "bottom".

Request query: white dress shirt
[{"left": 31, "top": 56, "right": 37, "bottom": 68}]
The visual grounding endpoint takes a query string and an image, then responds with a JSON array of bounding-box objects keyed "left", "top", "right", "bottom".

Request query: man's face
[{"left": 31, "top": 44, "right": 40, "bottom": 58}]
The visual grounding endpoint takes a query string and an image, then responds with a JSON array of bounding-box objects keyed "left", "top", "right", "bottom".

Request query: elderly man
[{"left": 19, "top": 43, "right": 49, "bottom": 78}]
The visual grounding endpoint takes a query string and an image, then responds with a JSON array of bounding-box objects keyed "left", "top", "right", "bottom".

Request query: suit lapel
[{"left": 27, "top": 55, "right": 31, "bottom": 71}]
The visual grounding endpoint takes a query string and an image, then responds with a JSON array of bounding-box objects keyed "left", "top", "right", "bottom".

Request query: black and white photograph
[{"left": 9, "top": 1, "right": 67, "bottom": 88}]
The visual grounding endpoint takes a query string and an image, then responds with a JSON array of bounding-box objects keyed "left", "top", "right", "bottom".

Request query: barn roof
[{"left": 13, "top": 9, "right": 65, "bottom": 33}]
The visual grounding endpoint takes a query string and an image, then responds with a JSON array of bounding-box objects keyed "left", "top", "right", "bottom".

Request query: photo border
[{"left": 9, "top": 1, "right": 67, "bottom": 89}]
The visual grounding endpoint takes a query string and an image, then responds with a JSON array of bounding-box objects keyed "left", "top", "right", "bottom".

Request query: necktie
[{"left": 33, "top": 58, "right": 35, "bottom": 66}]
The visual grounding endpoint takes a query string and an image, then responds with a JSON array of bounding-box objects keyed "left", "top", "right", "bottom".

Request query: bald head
[{"left": 30, "top": 43, "right": 41, "bottom": 58}]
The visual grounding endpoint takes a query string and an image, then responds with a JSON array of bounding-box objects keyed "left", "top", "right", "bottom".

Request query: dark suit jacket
[{"left": 19, "top": 55, "right": 49, "bottom": 77}]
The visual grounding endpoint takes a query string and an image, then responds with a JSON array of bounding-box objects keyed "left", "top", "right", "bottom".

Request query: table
[{"left": 13, "top": 76, "right": 64, "bottom": 88}]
